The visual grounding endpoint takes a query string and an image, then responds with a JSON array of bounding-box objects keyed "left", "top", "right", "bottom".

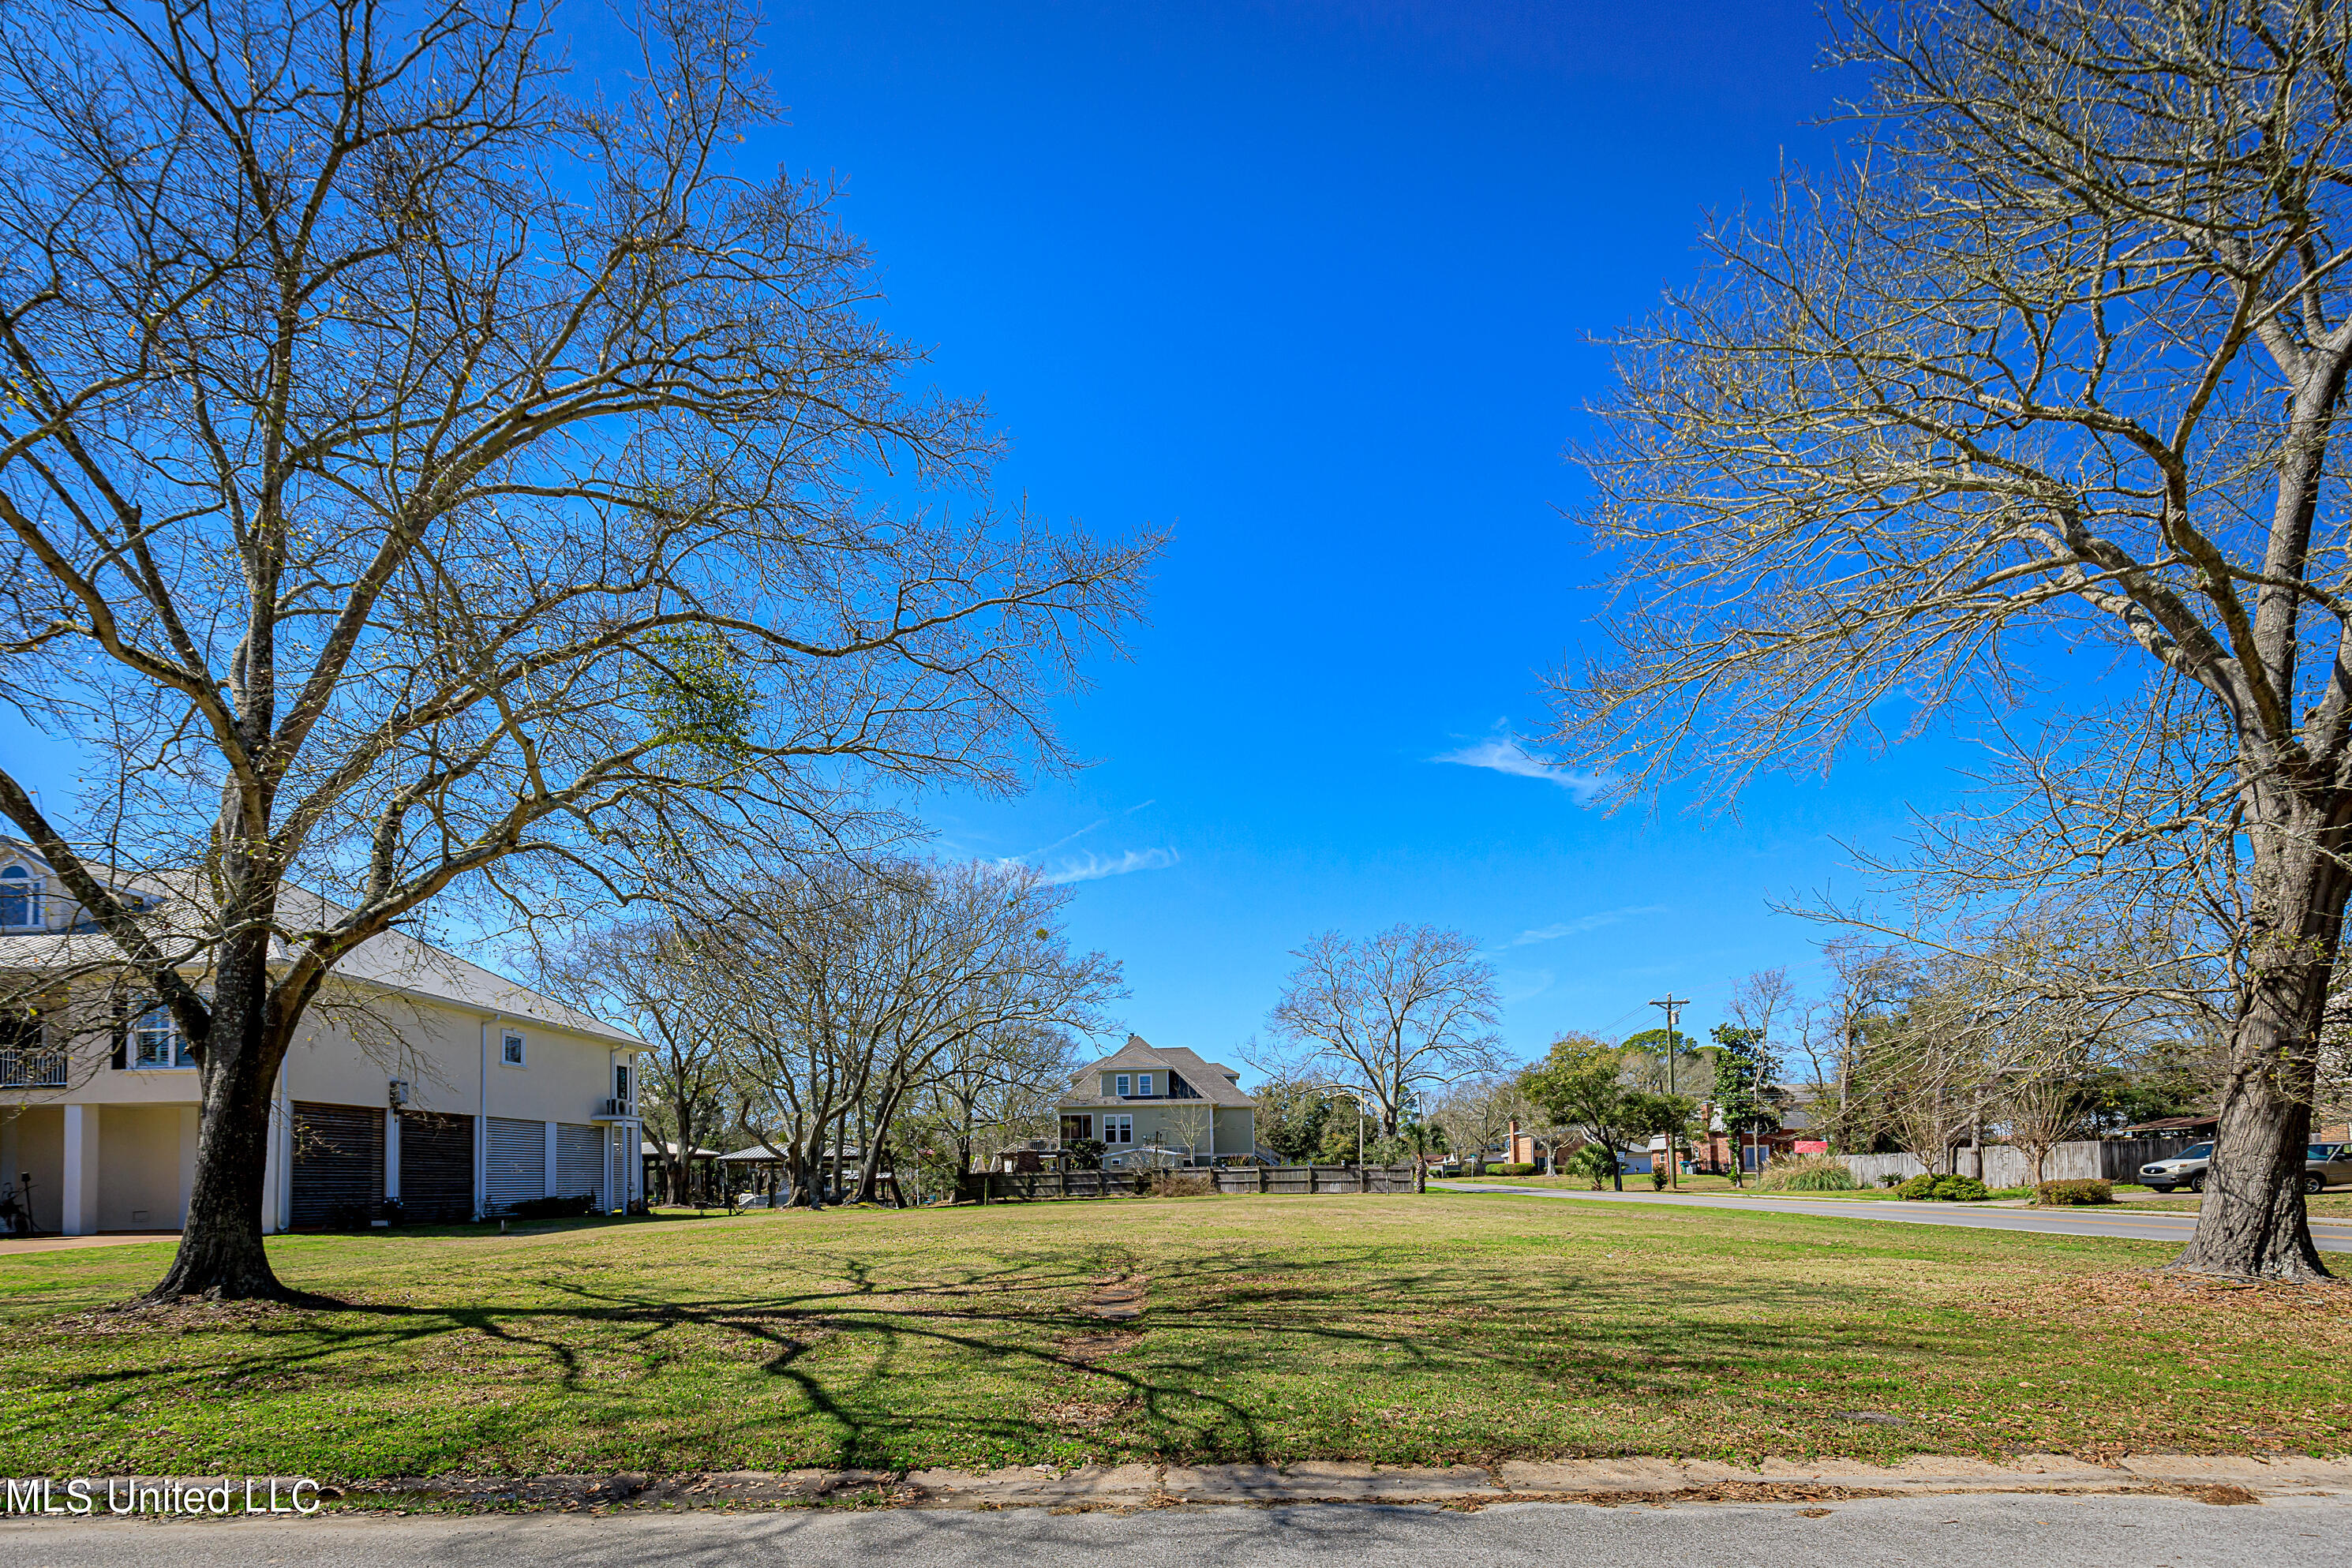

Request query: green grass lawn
[{"left": 1, "top": 1192, "right": 2346, "bottom": 1481}]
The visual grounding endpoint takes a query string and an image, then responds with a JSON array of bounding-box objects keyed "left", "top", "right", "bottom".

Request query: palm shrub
[
  {"left": 1755, "top": 1154, "right": 1858, "bottom": 1192},
  {"left": 1565, "top": 1145, "right": 1615, "bottom": 1190}
]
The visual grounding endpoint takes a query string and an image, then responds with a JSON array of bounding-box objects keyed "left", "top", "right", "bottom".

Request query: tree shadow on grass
[{"left": 13, "top": 1234, "right": 2039, "bottom": 1475}]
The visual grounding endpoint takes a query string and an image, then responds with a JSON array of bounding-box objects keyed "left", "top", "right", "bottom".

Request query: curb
[{"left": 343, "top": 1454, "right": 2352, "bottom": 1513}]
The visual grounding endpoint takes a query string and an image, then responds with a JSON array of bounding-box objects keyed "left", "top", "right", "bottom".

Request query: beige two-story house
[
  {"left": 1056, "top": 1035, "right": 1257, "bottom": 1167},
  {"left": 0, "top": 841, "right": 644, "bottom": 1235}
]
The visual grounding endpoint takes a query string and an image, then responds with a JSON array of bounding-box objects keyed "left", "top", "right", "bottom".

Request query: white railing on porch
[{"left": 0, "top": 1050, "right": 67, "bottom": 1088}]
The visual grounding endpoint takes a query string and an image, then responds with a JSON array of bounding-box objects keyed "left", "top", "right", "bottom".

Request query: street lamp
[{"left": 1320, "top": 1084, "right": 1369, "bottom": 1171}]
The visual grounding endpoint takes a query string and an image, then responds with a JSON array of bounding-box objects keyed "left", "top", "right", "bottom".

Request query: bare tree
[
  {"left": 1552, "top": 0, "right": 2352, "bottom": 1277},
  {"left": 1160, "top": 1098, "right": 1215, "bottom": 1167},
  {"left": 904, "top": 1018, "right": 1080, "bottom": 1181},
  {"left": 1267, "top": 924, "right": 1503, "bottom": 1137},
  {"left": 546, "top": 915, "right": 732, "bottom": 1206},
  {"left": 1427, "top": 1069, "right": 1529, "bottom": 1168},
  {"left": 0, "top": 0, "right": 1152, "bottom": 1298},
  {"left": 2004, "top": 1057, "right": 2091, "bottom": 1188},
  {"left": 720, "top": 859, "right": 1121, "bottom": 1206}
]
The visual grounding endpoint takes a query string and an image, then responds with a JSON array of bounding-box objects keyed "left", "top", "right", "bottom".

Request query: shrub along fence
[{"left": 1842, "top": 1134, "right": 2200, "bottom": 1188}]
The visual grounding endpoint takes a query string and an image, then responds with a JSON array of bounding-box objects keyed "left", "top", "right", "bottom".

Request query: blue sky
[
  {"left": 737, "top": 0, "right": 1983, "bottom": 1061},
  {"left": 2, "top": 0, "right": 1995, "bottom": 1065}
]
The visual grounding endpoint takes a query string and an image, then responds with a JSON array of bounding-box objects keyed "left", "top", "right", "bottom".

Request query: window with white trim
[
  {"left": 130, "top": 994, "right": 196, "bottom": 1068},
  {"left": 1103, "top": 1114, "right": 1133, "bottom": 1146},
  {"left": 1114, "top": 1073, "right": 1130, "bottom": 1097},
  {"left": 0, "top": 865, "right": 40, "bottom": 930},
  {"left": 1137, "top": 1073, "right": 1154, "bottom": 1097},
  {"left": 501, "top": 1031, "right": 525, "bottom": 1067},
  {"left": 614, "top": 1062, "right": 631, "bottom": 1102}
]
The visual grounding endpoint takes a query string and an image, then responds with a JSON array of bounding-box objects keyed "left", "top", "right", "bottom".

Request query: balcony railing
[
  {"left": 592, "top": 1097, "right": 636, "bottom": 1121},
  {"left": 0, "top": 1050, "right": 67, "bottom": 1089}
]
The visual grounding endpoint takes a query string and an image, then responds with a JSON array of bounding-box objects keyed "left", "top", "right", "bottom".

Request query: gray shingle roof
[
  {"left": 1059, "top": 1035, "right": 1256, "bottom": 1108},
  {"left": 0, "top": 839, "right": 640, "bottom": 1047}
]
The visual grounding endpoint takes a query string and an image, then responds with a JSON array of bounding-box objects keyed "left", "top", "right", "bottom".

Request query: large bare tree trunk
[
  {"left": 2175, "top": 851, "right": 2341, "bottom": 1281},
  {"left": 143, "top": 920, "right": 302, "bottom": 1303}
]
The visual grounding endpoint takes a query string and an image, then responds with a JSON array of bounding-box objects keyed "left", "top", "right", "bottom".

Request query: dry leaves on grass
[
  {"left": 1973, "top": 1269, "right": 2352, "bottom": 1340},
  {"left": 1056, "top": 1331, "right": 1141, "bottom": 1363},
  {"left": 1036, "top": 1396, "right": 1142, "bottom": 1432},
  {"left": 62, "top": 1297, "right": 324, "bottom": 1337}
]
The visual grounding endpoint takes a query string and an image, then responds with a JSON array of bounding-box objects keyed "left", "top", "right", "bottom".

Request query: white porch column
[
  {"left": 176, "top": 1108, "right": 199, "bottom": 1229},
  {"left": 61, "top": 1103, "right": 99, "bottom": 1236},
  {"left": 273, "top": 1062, "right": 294, "bottom": 1233},
  {"left": 384, "top": 1109, "right": 402, "bottom": 1203}
]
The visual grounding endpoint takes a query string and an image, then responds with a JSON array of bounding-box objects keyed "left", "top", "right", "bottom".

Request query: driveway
[
  {"left": 1429, "top": 1181, "right": 2352, "bottom": 1252},
  {"left": 4, "top": 1494, "right": 2346, "bottom": 1567}
]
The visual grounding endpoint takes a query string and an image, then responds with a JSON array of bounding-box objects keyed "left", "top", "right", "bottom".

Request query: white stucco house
[
  {"left": 1055, "top": 1035, "right": 1257, "bottom": 1167},
  {"left": 0, "top": 840, "right": 645, "bottom": 1236}
]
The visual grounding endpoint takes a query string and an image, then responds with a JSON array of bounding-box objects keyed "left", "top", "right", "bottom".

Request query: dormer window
[
  {"left": 1138, "top": 1073, "right": 1154, "bottom": 1097},
  {"left": 1114, "top": 1073, "right": 1130, "bottom": 1097},
  {"left": 0, "top": 865, "right": 40, "bottom": 930}
]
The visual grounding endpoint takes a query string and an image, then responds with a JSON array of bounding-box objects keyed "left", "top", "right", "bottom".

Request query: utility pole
[{"left": 1650, "top": 994, "right": 1690, "bottom": 1189}]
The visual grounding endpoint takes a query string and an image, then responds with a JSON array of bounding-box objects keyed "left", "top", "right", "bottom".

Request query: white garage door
[
  {"left": 485, "top": 1117, "right": 546, "bottom": 1214},
  {"left": 555, "top": 1122, "right": 605, "bottom": 1208}
]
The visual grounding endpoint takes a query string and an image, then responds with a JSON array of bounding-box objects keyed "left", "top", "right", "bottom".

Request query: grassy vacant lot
[{"left": 1, "top": 1192, "right": 2346, "bottom": 1480}]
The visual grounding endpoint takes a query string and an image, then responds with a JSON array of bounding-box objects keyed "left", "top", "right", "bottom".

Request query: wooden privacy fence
[
  {"left": 1212, "top": 1163, "right": 1421, "bottom": 1195},
  {"left": 956, "top": 1169, "right": 1147, "bottom": 1203},
  {"left": 953, "top": 1163, "right": 1424, "bottom": 1203},
  {"left": 1841, "top": 1133, "right": 2203, "bottom": 1188}
]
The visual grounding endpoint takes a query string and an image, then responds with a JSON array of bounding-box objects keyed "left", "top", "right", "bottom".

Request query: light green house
[{"left": 1056, "top": 1035, "right": 1257, "bottom": 1168}]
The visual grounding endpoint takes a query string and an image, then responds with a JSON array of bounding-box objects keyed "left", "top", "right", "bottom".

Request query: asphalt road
[
  {"left": 1, "top": 1495, "right": 2339, "bottom": 1566},
  {"left": 1429, "top": 1180, "right": 2352, "bottom": 1252}
]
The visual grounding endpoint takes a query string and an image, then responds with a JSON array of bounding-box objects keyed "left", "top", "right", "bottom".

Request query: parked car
[
  {"left": 2305, "top": 1143, "right": 2352, "bottom": 1193},
  {"left": 2140, "top": 1141, "right": 2352, "bottom": 1194},
  {"left": 2139, "top": 1143, "right": 2212, "bottom": 1192}
]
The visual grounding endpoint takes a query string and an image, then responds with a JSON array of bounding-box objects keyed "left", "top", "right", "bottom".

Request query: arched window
[{"left": 0, "top": 865, "right": 38, "bottom": 930}]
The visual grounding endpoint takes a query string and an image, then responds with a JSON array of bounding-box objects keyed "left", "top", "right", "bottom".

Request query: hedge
[
  {"left": 1896, "top": 1173, "right": 1990, "bottom": 1202},
  {"left": 2036, "top": 1178, "right": 2114, "bottom": 1206}
]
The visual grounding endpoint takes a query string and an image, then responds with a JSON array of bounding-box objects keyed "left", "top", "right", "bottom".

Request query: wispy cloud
[
  {"left": 1036, "top": 848, "right": 1179, "bottom": 886},
  {"left": 1011, "top": 818, "right": 1109, "bottom": 862},
  {"left": 1497, "top": 904, "right": 1668, "bottom": 950},
  {"left": 1431, "top": 735, "right": 1608, "bottom": 803},
  {"left": 1498, "top": 967, "right": 1556, "bottom": 1005}
]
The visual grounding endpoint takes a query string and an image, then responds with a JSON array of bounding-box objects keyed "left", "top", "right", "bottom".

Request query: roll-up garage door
[
  {"left": 485, "top": 1116, "right": 546, "bottom": 1214},
  {"left": 398, "top": 1111, "right": 474, "bottom": 1222},
  {"left": 290, "top": 1102, "right": 384, "bottom": 1229},
  {"left": 555, "top": 1123, "right": 605, "bottom": 1209}
]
